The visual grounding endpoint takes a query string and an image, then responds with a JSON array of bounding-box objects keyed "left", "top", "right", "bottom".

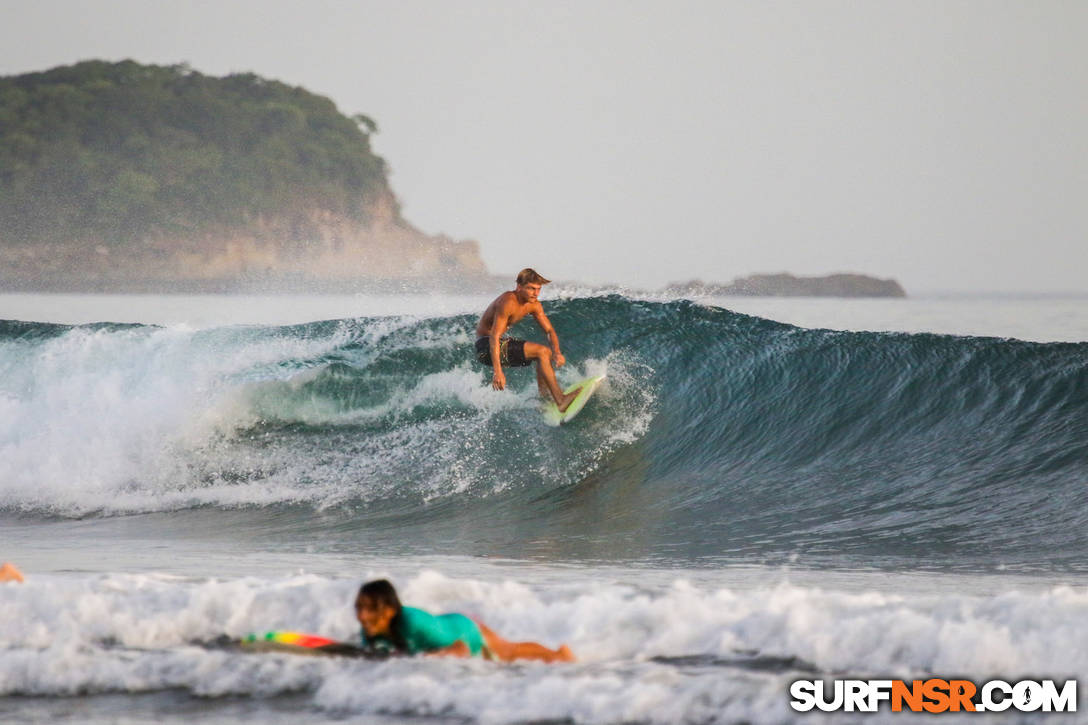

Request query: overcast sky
[{"left": 2, "top": 1, "right": 1085, "bottom": 293}]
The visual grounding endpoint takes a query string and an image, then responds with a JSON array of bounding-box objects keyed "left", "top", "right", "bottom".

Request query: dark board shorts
[{"left": 475, "top": 336, "right": 530, "bottom": 367}]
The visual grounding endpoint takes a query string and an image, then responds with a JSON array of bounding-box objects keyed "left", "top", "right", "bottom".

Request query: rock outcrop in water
[
  {"left": 0, "top": 60, "right": 489, "bottom": 292},
  {"left": 666, "top": 273, "right": 907, "bottom": 298}
]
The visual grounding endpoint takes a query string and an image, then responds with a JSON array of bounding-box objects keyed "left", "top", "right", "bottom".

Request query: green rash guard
[{"left": 361, "top": 606, "right": 486, "bottom": 656}]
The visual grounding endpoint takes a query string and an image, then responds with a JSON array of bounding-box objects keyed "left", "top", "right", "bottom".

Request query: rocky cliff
[
  {"left": 0, "top": 189, "right": 490, "bottom": 293},
  {"left": 0, "top": 60, "right": 489, "bottom": 292}
]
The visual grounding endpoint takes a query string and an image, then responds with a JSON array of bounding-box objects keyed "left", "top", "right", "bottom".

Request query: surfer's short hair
[{"left": 516, "top": 268, "right": 551, "bottom": 286}]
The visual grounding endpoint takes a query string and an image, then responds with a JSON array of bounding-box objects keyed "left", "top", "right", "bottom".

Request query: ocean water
[{"left": 1, "top": 291, "right": 1086, "bottom": 724}]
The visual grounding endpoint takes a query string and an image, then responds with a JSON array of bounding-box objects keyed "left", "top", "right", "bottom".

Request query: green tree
[{"left": 0, "top": 60, "right": 395, "bottom": 246}]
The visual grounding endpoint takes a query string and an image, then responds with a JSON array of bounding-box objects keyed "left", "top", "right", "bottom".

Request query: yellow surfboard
[{"left": 541, "top": 374, "right": 606, "bottom": 426}]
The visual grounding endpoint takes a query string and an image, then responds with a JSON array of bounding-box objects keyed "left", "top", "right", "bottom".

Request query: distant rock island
[
  {"left": 665, "top": 273, "right": 906, "bottom": 298},
  {"left": 0, "top": 60, "right": 488, "bottom": 293}
]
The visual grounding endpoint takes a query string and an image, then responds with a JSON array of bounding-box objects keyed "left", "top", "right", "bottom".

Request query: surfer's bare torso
[{"left": 475, "top": 291, "right": 544, "bottom": 339}]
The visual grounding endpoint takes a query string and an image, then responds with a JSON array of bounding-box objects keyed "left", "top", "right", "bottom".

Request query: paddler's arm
[
  {"left": 533, "top": 306, "right": 565, "bottom": 367},
  {"left": 423, "top": 640, "right": 471, "bottom": 658},
  {"left": 489, "top": 314, "right": 509, "bottom": 390}
]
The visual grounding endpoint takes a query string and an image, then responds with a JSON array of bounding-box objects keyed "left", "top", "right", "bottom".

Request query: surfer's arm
[
  {"left": 533, "top": 307, "right": 565, "bottom": 367},
  {"left": 489, "top": 312, "right": 510, "bottom": 390},
  {"left": 423, "top": 640, "right": 471, "bottom": 658}
]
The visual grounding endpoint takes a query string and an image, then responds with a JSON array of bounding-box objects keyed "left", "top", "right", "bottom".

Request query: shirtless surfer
[{"left": 475, "top": 268, "right": 580, "bottom": 412}]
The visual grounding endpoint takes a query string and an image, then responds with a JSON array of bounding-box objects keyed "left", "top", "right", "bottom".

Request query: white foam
[
  {"left": 0, "top": 322, "right": 354, "bottom": 515},
  {"left": 0, "top": 315, "right": 658, "bottom": 515},
  {"left": 2, "top": 570, "right": 1085, "bottom": 723}
]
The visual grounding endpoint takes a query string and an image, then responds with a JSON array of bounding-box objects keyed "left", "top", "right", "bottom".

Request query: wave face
[{"left": 2, "top": 297, "right": 1087, "bottom": 570}]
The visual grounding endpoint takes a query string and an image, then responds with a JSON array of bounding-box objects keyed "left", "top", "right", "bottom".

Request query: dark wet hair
[{"left": 356, "top": 579, "right": 407, "bottom": 651}]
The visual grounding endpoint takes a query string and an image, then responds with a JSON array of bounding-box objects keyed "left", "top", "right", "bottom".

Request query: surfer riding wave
[{"left": 475, "top": 268, "right": 581, "bottom": 412}]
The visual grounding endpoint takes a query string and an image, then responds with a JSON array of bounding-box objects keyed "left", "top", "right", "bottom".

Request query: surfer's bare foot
[
  {"left": 0, "top": 562, "right": 24, "bottom": 583},
  {"left": 557, "top": 388, "right": 581, "bottom": 413}
]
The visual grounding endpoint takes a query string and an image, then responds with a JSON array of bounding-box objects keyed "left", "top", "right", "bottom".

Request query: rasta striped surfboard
[{"left": 240, "top": 631, "right": 382, "bottom": 658}]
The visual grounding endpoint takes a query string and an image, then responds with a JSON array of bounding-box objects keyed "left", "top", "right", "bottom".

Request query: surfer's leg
[
  {"left": 535, "top": 362, "right": 550, "bottom": 399},
  {"left": 475, "top": 622, "right": 575, "bottom": 663},
  {"left": 523, "top": 342, "right": 579, "bottom": 412}
]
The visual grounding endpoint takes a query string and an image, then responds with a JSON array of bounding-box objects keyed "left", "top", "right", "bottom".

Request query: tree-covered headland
[{"left": 0, "top": 60, "right": 487, "bottom": 291}]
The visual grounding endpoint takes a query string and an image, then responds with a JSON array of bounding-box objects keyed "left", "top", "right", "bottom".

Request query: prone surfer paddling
[
  {"left": 356, "top": 579, "right": 574, "bottom": 662},
  {"left": 475, "top": 268, "right": 580, "bottom": 412}
]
